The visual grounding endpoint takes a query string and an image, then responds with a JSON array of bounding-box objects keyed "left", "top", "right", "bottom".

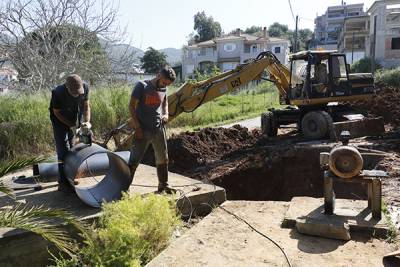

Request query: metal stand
[{"left": 324, "top": 170, "right": 387, "bottom": 220}]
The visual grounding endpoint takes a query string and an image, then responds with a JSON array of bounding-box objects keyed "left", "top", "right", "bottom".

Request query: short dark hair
[{"left": 159, "top": 66, "right": 176, "bottom": 82}]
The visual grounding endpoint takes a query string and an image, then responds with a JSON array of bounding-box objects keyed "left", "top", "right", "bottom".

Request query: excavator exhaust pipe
[{"left": 34, "top": 144, "right": 132, "bottom": 208}]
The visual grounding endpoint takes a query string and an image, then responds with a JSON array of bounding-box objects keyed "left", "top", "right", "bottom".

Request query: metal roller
[{"left": 329, "top": 146, "right": 363, "bottom": 179}]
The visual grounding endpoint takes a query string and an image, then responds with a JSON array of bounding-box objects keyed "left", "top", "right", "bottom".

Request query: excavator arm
[
  {"left": 102, "top": 52, "right": 292, "bottom": 149},
  {"left": 168, "top": 51, "right": 291, "bottom": 120}
]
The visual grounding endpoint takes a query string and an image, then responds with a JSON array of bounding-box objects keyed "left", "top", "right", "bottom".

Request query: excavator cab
[{"left": 287, "top": 51, "right": 375, "bottom": 105}]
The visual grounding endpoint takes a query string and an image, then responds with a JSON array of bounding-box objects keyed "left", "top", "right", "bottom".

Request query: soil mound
[{"left": 353, "top": 82, "right": 400, "bottom": 127}]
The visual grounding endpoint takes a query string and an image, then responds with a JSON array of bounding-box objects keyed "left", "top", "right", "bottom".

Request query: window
[
  {"left": 244, "top": 44, "right": 250, "bottom": 53},
  {"left": 392, "top": 37, "right": 400, "bottom": 50},
  {"left": 186, "top": 65, "right": 194, "bottom": 74},
  {"left": 274, "top": 46, "right": 281, "bottom": 54},
  {"left": 223, "top": 43, "right": 236, "bottom": 52},
  {"left": 222, "top": 62, "right": 239, "bottom": 71},
  {"left": 199, "top": 47, "right": 206, "bottom": 56}
]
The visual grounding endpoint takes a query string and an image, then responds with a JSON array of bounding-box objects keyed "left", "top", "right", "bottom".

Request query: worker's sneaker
[{"left": 57, "top": 183, "right": 74, "bottom": 193}]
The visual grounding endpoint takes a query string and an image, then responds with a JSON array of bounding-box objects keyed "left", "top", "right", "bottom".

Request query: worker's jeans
[
  {"left": 128, "top": 126, "right": 169, "bottom": 187},
  {"left": 51, "top": 120, "right": 74, "bottom": 185}
]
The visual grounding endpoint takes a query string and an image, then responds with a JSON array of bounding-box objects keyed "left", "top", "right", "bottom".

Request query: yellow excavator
[{"left": 103, "top": 50, "right": 377, "bottom": 149}]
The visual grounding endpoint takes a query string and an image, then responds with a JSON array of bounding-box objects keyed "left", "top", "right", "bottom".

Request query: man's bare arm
[
  {"left": 53, "top": 109, "right": 75, "bottom": 127},
  {"left": 129, "top": 96, "right": 141, "bottom": 129},
  {"left": 162, "top": 96, "right": 169, "bottom": 123},
  {"left": 83, "top": 100, "right": 91, "bottom": 122}
]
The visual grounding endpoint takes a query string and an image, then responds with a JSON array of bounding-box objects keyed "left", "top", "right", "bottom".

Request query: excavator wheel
[
  {"left": 301, "top": 111, "right": 331, "bottom": 140},
  {"left": 320, "top": 111, "right": 334, "bottom": 139},
  {"left": 329, "top": 146, "right": 363, "bottom": 178},
  {"left": 261, "top": 112, "right": 278, "bottom": 137}
]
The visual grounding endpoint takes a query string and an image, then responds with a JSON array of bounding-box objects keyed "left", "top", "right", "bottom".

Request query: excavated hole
[{"left": 142, "top": 126, "right": 369, "bottom": 201}]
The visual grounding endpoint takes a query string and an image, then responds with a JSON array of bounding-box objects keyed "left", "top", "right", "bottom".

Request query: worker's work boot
[
  {"left": 57, "top": 182, "right": 74, "bottom": 193},
  {"left": 156, "top": 163, "right": 175, "bottom": 194},
  {"left": 129, "top": 162, "right": 139, "bottom": 179}
]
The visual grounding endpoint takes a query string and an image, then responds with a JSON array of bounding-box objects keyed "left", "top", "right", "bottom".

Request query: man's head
[
  {"left": 156, "top": 66, "right": 176, "bottom": 88},
  {"left": 65, "top": 74, "right": 84, "bottom": 97}
]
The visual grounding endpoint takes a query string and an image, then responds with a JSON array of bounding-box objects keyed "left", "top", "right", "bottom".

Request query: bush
[
  {"left": 54, "top": 193, "right": 181, "bottom": 267},
  {"left": 350, "top": 57, "right": 381, "bottom": 73},
  {"left": 375, "top": 68, "right": 400, "bottom": 87}
]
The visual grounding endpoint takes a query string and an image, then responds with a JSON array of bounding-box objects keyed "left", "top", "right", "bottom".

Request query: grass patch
[{"left": 0, "top": 81, "right": 279, "bottom": 163}]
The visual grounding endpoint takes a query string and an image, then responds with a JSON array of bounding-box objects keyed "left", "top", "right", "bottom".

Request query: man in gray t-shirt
[{"left": 128, "top": 66, "right": 176, "bottom": 193}]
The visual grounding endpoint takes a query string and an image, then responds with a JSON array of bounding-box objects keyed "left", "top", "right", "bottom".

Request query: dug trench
[{"left": 142, "top": 125, "right": 379, "bottom": 202}]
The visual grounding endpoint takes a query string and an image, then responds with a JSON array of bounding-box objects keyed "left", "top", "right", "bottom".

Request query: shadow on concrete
[
  {"left": 383, "top": 257, "right": 400, "bottom": 267},
  {"left": 289, "top": 228, "right": 344, "bottom": 254},
  {"left": 0, "top": 185, "right": 99, "bottom": 218}
]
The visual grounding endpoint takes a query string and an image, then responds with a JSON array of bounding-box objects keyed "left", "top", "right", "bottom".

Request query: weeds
[
  {"left": 382, "top": 202, "right": 398, "bottom": 243},
  {"left": 52, "top": 193, "right": 181, "bottom": 267}
]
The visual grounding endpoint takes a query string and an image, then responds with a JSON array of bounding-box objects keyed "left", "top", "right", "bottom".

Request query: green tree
[
  {"left": 193, "top": 11, "right": 222, "bottom": 42},
  {"left": 267, "top": 22, "right": 312, "bottom": 52},
  {"left": 268, "top": 22, "right": 289, "bottom": 37},
  {"left": 244, "top": 26, "right": 263, "bottom": 35},
  {"left": 140, "top": 47, "right": 168, "bottom": 73}
]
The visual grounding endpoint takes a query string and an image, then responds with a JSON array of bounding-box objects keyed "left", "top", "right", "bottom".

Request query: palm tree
[{"left": 0, "top": 157, "right": 86, "bottom": 255}]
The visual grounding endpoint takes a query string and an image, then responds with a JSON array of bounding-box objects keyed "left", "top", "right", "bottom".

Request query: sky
[{"left": 116, "top": 0, "right": 376, "bottom": 50}]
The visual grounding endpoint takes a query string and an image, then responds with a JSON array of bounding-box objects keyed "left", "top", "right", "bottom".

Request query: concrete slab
[
  {"left": 0, "top": 164, "right": 226, "bottom": 267},
  {"left": 0, "top": 164, "right": 226, "bottom": 219},
  {"left": 146, "top": 201, "right": 394, "bottom": 267},
  {"left": 282, "top": 197, "right": 390, "bottom": 238},
  {"left": 332, "top": 117, "right": 385, "bottom": 139}
]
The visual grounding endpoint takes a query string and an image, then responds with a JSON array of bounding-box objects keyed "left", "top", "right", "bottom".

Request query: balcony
[{"left": 184, "top": 50, "right": 217, "bottom": 63}]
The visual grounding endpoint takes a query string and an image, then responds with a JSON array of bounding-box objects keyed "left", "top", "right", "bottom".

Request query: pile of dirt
[
  {"left": 353, "top": 82, "right": 400, "bottom": 127},
  {"left": 143, "top": 125, "right": 260, "bottom": 172}
]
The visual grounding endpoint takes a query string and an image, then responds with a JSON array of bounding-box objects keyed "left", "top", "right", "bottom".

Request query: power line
[{"left": 288, "top": 0, "right": 296, "bottom": 22}]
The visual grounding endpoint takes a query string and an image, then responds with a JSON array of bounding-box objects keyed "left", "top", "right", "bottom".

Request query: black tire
[
  {"left": 261, "top": 112, "right": 278, "bottom": 137},
  {"left": 261, "top": 112, "right": 271, "bottom": 136},
  {"left": 320, "top": 111, "right": 334, "bottom": 139},
  {"left": 301, "top": 111, "right": 330, "bottom": 140},
  {"left": 269, "top": 112, "right": 278, "bottom": 137}
]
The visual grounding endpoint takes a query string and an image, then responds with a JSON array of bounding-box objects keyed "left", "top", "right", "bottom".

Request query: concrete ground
[
  {"left": 0, "top": 164, "right": 226, "bottom": 219},
  {"left": 0, "top": 164, "right": 226, "bottom": 267},
  {"left": 147, "top": 201, "right": 399, "bottom": 267}
]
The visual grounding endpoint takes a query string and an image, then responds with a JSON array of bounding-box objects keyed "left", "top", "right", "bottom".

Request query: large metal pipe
[
  {"left": 35, "top": 144, "right": 132, "bottom": 208},
  {"left": 33, "top": 150, "right": 130, "bottom": 180}
]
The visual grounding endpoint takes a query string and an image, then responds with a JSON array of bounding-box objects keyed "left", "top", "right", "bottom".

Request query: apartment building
[
  {"left": 366, "top": 0, "right": 400, "bottom": 68},
  {"left": 338, "top": 15, "right": 370, "bottom": 63},
  {"left": 314, "top": 2, "right": 366, "bottom": 50}
]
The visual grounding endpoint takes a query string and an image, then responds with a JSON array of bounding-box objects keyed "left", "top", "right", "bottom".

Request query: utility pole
[
  {"left": 371, "top": 15, "right": 377, "bottom": 74},
  {"left": 294, "top": 15, "right": 299, "bottom": 53},
  {"left": 351, "top": 31, "right": 355, "bottom": 64}
]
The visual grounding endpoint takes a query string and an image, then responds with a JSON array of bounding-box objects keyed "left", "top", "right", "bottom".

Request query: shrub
[
  {"left": 55, "top": 193, "right": 181, "bottom": 267},
  {"left": 350, "top": 57, "right": 381, "bottom": 73},
  {"left": 375, "top": 68, "right": 400, "bottom": 87}
]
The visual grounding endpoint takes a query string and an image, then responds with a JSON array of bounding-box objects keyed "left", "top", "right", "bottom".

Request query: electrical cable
[
  {"left": 198, "top": 174, "right": 293, "bottom": 267},
  {"left": 132, "top": 171, "right": 292, "bottom": 266},
  {"left": 288, "top": 0, "right": 296, "bottom": 22}
]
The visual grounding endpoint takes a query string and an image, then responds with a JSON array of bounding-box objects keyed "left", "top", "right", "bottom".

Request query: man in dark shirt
[
  {"left": 128, "top": 66, "right": 176, "bottom": 193},
  {"left": 49, "top": 74, "right": 91, "bottom": 192}
]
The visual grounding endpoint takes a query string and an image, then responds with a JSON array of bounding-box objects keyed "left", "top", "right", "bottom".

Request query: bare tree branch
[{"left": 0, "top": 0, "right": 136, "bottom": 91}]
